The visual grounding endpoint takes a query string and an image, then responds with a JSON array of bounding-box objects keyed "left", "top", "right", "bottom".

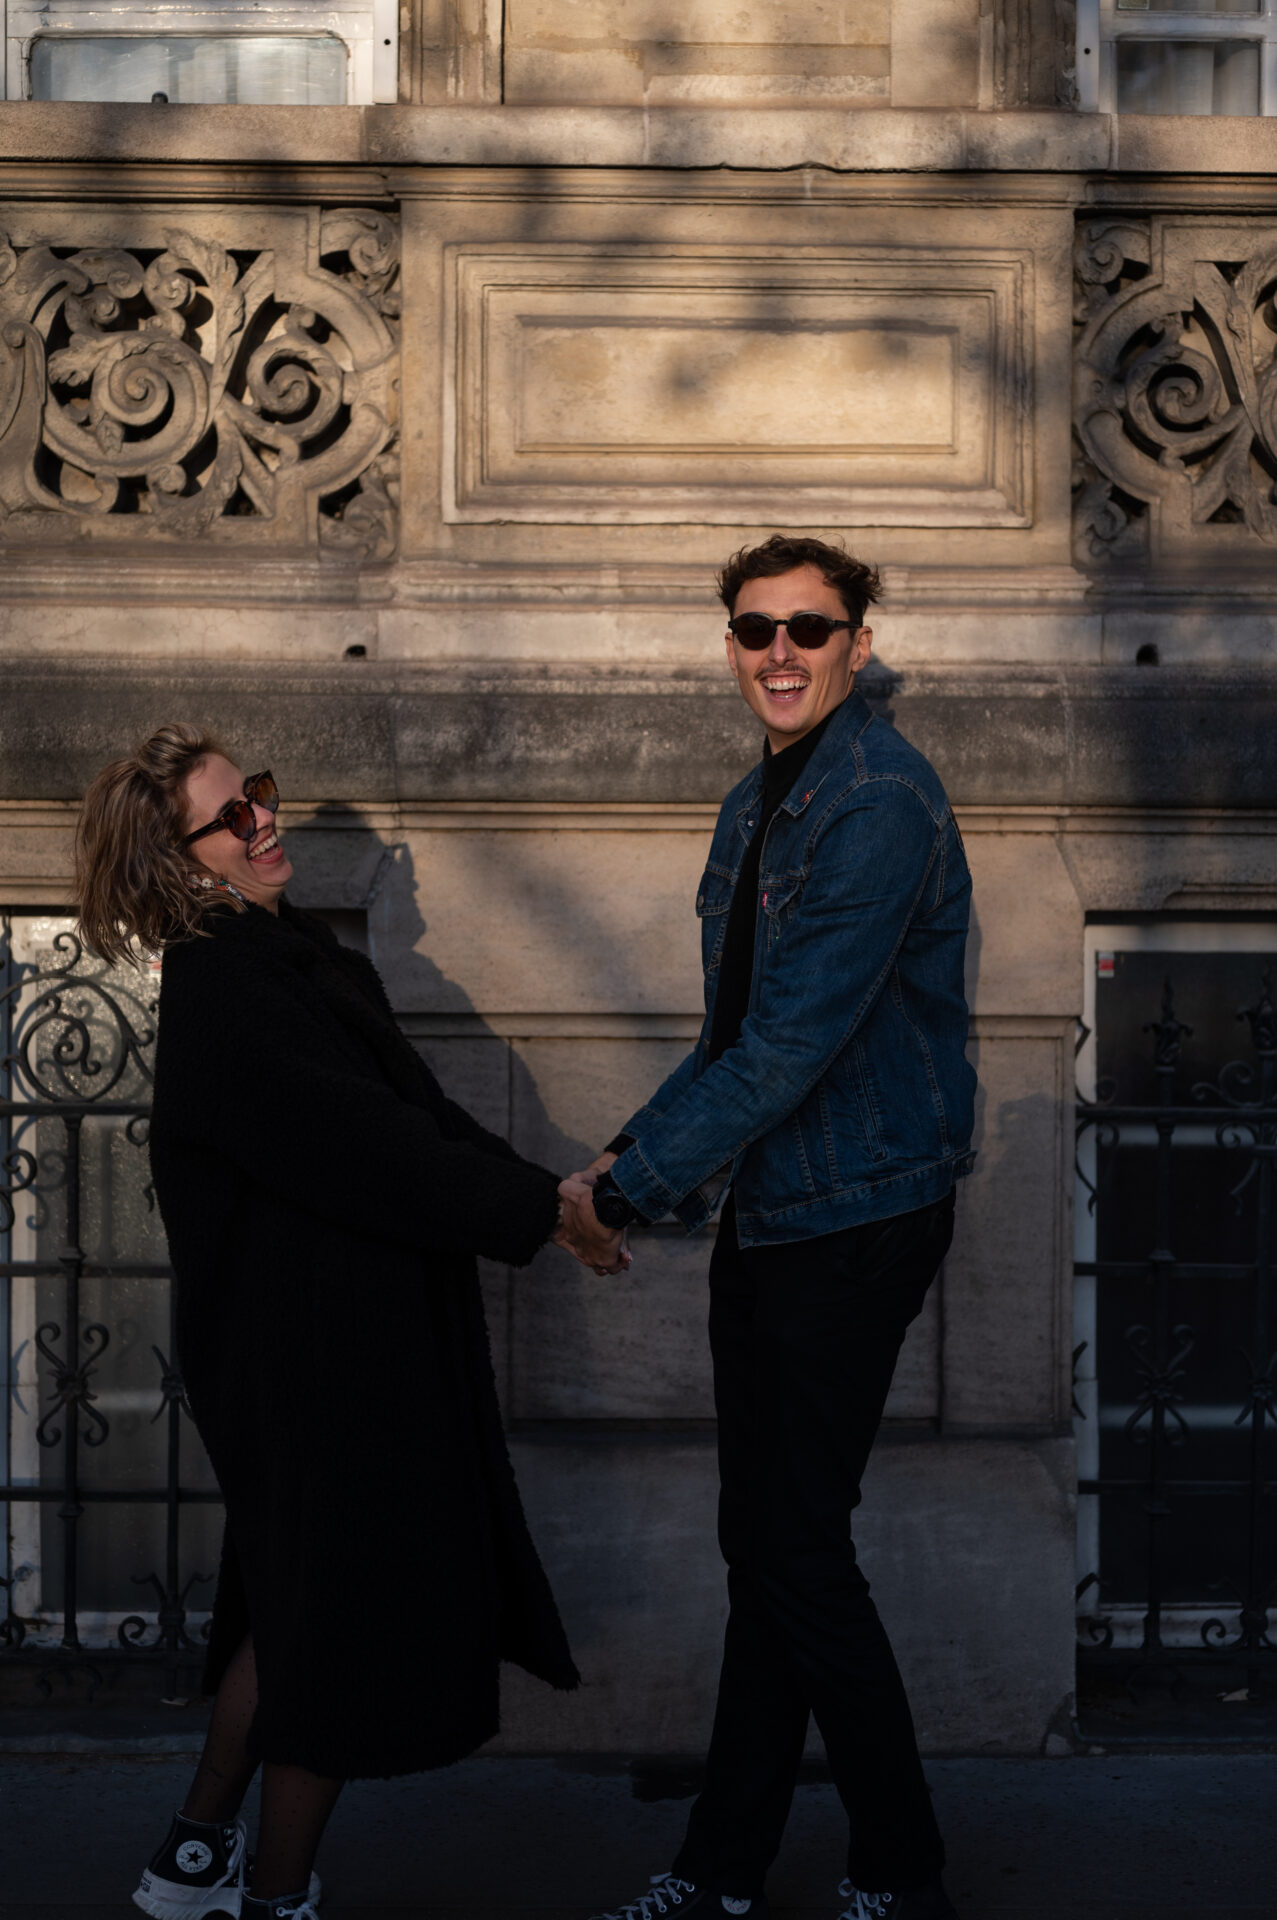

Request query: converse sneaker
[
  {"left": 134, "top": 1813, "right": 247, "bottom": 1918},
  {"left": 244, "top": 1858, "right": 321, "bottom": 1912},
  {"left": 592, "top": 1872, "right": 770, "bottom": 1920},
  {"left": 838, "top": 1880, "right": 957, "bottom": 1920},
  {"left": 133, "top": 1813, "right": 321, "bottom": 1920}
]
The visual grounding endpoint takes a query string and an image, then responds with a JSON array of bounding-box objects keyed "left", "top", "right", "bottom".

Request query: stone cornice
[{"left": 0, "top": 104, "right": 1274, "bottom": 179}]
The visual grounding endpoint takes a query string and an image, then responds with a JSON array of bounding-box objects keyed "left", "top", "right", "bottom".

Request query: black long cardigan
[{"left": 148, "top": 898, "right": 578, "bottom": 1779}]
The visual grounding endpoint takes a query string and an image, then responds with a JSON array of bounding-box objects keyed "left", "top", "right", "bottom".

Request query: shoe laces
[
  {"left": 223, "top": 1821, "right": 247, "bottom": 1881},
  {"left": 599, "top": 1872, "right": 697, "bottom": 1920},
  {"left": 838, "top": 1883, "right": 895, "bottom": 1920}
]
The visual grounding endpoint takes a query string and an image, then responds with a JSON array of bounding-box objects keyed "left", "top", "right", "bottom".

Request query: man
[{"left": 561, "top": 533, "right": 976, "bottom": 1920}]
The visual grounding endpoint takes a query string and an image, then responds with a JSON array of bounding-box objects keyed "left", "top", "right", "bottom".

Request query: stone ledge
[
  {"left": 0, "top": 104, "right": 1272, "bottom": 177},
  {"left": 1, "top": 659, "right": 1275, "bottom": 809},
  {"left": 0, "top": 102, "right": 1209, "bottom": 175}
]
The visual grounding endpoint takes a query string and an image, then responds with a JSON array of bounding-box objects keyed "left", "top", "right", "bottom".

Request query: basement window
[
  {"left": 1076, "top": 0, "right": 1277, "bottom": 113},
  {"left": 7, "top": 0, "right": 398, "bottom": 103}
]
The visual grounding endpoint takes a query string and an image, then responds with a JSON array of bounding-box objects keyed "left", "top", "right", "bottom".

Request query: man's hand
[
  {"left": 555, "top": 1176, "right": 630, "bottom": 1275},
  {"left": 568, "top": 1150, "right": 618, "bottom": 1187}
]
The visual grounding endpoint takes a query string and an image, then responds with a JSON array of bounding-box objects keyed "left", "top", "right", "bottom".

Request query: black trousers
[{"left": 672, "top": 1188, "right": 956, "bottom": 1898}]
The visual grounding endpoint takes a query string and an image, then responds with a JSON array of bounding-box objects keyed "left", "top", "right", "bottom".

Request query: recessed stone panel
[
  {"left": 510, "top": 1036, "right": 697, "bottom": 1170},
  {"left": 446, "top": 246, "right": 1032, "bottom": 525},
  {"left": 372, "top": 828, "right": 707, "bottom": 1015},
  {"left": 494, "top": 1432, "right": 1075, "bottom": 1753},
  {"left": 413, "top": 1032, "right": 512, "bottom": 1137},
  {"left": 512, "top": 1232, "right": 716, "bottom": 1420},
  {"left": 945, "top": 1028, "right": 1071, "bottom": 1429}
]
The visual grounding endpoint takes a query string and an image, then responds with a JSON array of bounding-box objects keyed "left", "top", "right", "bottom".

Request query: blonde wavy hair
[{"left": 75, "top": 722, "right": 242, "bottom": 967}]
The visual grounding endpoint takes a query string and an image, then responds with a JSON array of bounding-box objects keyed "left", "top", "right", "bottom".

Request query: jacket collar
[
  {"left": 734, "top": 688, "right": 873, "bottom": 837},
  {"left": 776, "top": 686, "right": 873, "bottom": 816}
]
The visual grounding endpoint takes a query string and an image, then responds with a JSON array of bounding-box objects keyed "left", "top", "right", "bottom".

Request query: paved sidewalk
[{"left": 0, "top": 1749, "right": 1272, "bottom": 1920}]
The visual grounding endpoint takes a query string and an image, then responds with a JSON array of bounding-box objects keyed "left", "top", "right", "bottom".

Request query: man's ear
[
  {"left": 724, "top": 632, "right": 742, "bottom": 687},
  {"left": 852, "top": 626, "right": 873, "bottom": 671}
]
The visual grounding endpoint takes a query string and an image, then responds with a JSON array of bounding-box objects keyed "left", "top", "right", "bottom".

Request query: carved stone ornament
[
  {"left": 1075, "top": 217, "right": 1277, "bottom": 568},
  {"left": 0, "top": 206, "right": 400, "bottom": 560}
]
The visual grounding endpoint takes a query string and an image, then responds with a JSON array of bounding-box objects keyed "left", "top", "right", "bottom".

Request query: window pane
[
  {"left": 29, "top": 34, "right": 347, "bottom": 104},
  {"left": 1117, "top": 0, "right": 1258, "bottom": 13},
  {"left": 1115, "top": 38, "right": 1260, "bottom": 113}
]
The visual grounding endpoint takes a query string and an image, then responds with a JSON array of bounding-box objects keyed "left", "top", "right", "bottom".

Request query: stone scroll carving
[
  {"left": 1075, "top": 216, "right": 1277, "bottom": 567},
  {"left": 0, "top": 207, "right": 400, "bottom": 560}
]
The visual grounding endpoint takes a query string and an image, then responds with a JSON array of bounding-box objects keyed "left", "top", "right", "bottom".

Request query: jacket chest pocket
[
  {"left": 759, "top": 872, "right": 803, "bottom": 949},
  {"left": 696, "top": 864, "right": 735, "bottom": 974}
]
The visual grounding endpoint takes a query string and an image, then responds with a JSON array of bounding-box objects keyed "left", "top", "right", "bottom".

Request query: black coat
[{"left": 148, "top": 898, "right": 578, "bottom": 1779}]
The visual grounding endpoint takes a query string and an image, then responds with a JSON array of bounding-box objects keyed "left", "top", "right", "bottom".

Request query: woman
[{"left": 75, "top": 723, "right": 620, "bottom": 1920}]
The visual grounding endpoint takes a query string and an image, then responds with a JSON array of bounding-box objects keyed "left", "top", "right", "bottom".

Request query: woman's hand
[{"left": 554, "top": 1178, "right": 631, "bottom": 1276}]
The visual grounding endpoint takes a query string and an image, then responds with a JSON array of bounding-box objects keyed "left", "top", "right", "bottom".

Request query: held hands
[{"left": 553, "top": 1155, "right": 631, "bottom": 1276}]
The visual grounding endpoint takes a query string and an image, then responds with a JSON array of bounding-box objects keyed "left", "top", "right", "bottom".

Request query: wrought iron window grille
[
  {"left": 1, "top": 917, "right": 220, "bottom": 1700},
  {"left": 1075, "top": 953, "right": 1276, "bottom": 1708}
]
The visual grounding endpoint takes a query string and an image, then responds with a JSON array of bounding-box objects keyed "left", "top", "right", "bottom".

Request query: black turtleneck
[
  {"left": 705, "top": 704, "right": 839, "bottom": 1065},
  {"left": 605, "top": 702, "right": 842, "bottom": 1159}
]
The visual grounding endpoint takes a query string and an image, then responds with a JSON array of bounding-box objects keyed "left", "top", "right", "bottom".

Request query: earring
[{"left": 187, "top": 872, "right": 217, "bottom": 892}]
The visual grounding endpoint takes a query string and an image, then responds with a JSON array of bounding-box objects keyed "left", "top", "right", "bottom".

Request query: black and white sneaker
[
  {"left": 838, "top": 1880, "right": 957, "bottom": 1920},
  {"left": 133, "top": 1813, "right": 321, "bottom": 1920},
  {"left": 243, "top": 1858, "right": 321, "bottom": 1912},
  {"left": 592, "top": 1872, "right": 770, "bottom": 1920},
  {"left": 134, "top": 1814, "right": 247, "bottom": 1918}
]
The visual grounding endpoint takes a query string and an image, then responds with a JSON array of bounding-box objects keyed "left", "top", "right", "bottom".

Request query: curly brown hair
[
  {"left": 75, "top": 722, "right": 242, "bottom": 967},
  {"left": 717, "top": 533, "right": 882, "bottom": 628}
]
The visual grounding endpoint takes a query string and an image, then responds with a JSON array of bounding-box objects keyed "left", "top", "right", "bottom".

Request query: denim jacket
[{"left": 611, "top": 689, "right": 976, "bottom": 1246}]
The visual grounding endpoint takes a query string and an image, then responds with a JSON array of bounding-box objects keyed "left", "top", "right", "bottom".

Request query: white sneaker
[
  {"left": 838, "top": 1880, "right": 956, "bottom": 1920},
  {"left": 592, "top": 1873, "right": 770, "bottom": 1920},
  {"left": 839, "top": 1887, "right": 898, "bottom": 1920}
]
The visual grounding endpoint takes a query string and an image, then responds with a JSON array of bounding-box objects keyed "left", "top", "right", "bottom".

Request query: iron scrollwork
[
  {"left": 2, "top": 930, "right": 156, "bottom": 1106},
  {"left": 0, "top": 1143, "right": 35, "bottom": 1236},
  {"left": 33, "top": 1320, "right": 111, "bottom": 1450},
  {"left": 1122, "top": 1323, "right": 1194, "bottom": 1448}
]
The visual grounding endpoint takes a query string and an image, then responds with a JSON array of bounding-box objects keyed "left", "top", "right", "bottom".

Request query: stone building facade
[{"left": 2, "top": 3, "right": 1276, "bottom": 1753}]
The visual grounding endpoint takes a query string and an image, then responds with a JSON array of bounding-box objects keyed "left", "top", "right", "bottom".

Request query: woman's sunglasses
[
  {"left": 183, "top": 771, "right": 279, "bottom": 848},
  {"left": 727, "top": 612, "right": 852, "bottom": 651}
]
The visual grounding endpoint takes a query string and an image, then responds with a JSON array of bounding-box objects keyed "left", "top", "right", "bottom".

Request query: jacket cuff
[{"left": 610, "top": 1143, "right": 679, "bottom": 1225}]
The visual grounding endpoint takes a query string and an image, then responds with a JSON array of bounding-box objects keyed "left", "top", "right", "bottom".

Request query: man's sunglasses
[
  {"left": 183, "top": 771, "right": 279, "bottom": 848},
  {"left": 727, "top": 612, "right": 852, "bottom": 651}
]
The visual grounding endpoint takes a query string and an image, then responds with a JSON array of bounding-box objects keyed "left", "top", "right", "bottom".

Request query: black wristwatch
[{"left": 592, "top": 1173, "right": 641, "bottom": 1230}]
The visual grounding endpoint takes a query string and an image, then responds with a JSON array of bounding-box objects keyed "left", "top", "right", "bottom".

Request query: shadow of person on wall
[{"left": 282, "top": 806, "right": 603, "bottom": 1414}]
